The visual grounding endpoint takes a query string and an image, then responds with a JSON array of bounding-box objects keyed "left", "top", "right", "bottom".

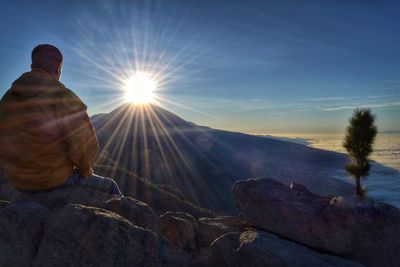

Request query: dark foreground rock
[
  {"left": 1, "top": 173, "right": 395, "bottom": 266},
  {"left": 0, "top": 182, "right": 190, "bottom": 267},
  {"left": 9, "top": 184, "right": 113, "bottom": 209},
  {"left": 0, "top": 202, "right": 190, "bottom": 267},
  {"left": 0, "top": 202, "right": 48, "bottom": 267},
  {"left": 232, "top": 178, "right": 400, "bottom": 267},
  {"left": 9, "top": 185, "right": 161, "bottom": 232},
  {"left": 103, "top": 195, "right": 160, "bottom": 233},
  {"left": 160, "top": 212, "right": 198, "bottom": 252},
  {"left": 197, "top": 216, "right": 248, "bottom": 248},
  {"left": 207, "top": 231, "right": 363, "bottom": 267},
  {"left": 0, "top": 182, "right": 14, "bottom": 201},
  {"left": 35, "top": 204, "right": 161, "bottom": 267},
  {"left": 0, "top": 199, "right": 9, "bottom": 208}
]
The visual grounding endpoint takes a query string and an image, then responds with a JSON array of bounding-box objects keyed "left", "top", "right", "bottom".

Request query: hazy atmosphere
[{"left": 1, "top": 0, "right": 399, "bottom": 133}]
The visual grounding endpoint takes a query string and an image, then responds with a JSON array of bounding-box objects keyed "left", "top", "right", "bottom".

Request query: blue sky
[{"left": 0, "top": 0, "right": 399, "bottom": 133}]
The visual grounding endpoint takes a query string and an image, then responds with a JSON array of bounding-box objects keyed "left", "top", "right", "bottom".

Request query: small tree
[{"left": 343, "top": 108, "right": 377, "bottom": 197}]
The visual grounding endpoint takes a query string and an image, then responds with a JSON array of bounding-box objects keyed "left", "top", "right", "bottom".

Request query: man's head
[{"left": 31, "top": 44, "right": 63, "bottom": 80}]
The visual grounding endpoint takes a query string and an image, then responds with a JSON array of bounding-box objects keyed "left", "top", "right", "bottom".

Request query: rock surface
[
  {"left": 160, "top": 238, "right": 191, "bottom": 267},
  {"left": 0, "top": 181, "right": 189, "bottom": 267},
  {"left": 8, "top": 185, "right": 161, "bottom": 232},
  {"left": 232, "top": 178, "right": 400, "bottom": 267},
  {"left": 0, "top": 202, "right": 48, "bottom": 267},
  {"left": 103, "top": 195, "right": 160, "bottom": 233},
  {"left": 197, "top": 216, "right": 248, "bottom": 247},
  {"left": 207, "top": 230, "right": 363, "bottom": 267},
  {"left": 1, "top": 172, "right": 398, "bottom": 267},
  {"left": 0, "top": 182, "right": 14, "bottom": 201},
  {"left": 0, "top": 199, "right": 9, "bottom": 208},
  {"left": 35, "top": 204, "right": 161, "bottom": 267},
  {"left": 10, "top": 185, "right": 113, "bottom": 209},
  {"left": 160, "top": 212, "right": 198, "bottom": 252}
]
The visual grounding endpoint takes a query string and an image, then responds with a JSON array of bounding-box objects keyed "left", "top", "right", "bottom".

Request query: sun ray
[
  {"left": 143, "top": 106, "right": 175, "bottom": 179},
  {"left": 61, "top": 3, "right": 239, "bottom": 208}
]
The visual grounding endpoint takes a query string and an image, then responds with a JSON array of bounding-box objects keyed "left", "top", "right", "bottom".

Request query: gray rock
[
  {"left": 208, "top": 232, "right": 241, "bottom": 266},
  {"left": 232, "top": 178, "right": 400, "bottom": 267},
  {"left": 0, "top": 201, "right": 191, "bottom": 267},
  {"left": 0, "top": 202, "right": 48, "bottom": 267},
  {"left": 34, "top": 204, "right": 161, "bottom": 267},
  {"left": 0, "top": 170, "right": 5, "bottom": 186},
  {"left": 10, "top": 185, "right": 113, "bottom": 209},
  {"left": 0, "top": 182, "right": 15, "bottom": 201},
  {"left": 6, "top": 183, "right": 160, "bottom": 233},
  {"left": 160, "top": 212, "right": 197, "bottom": 252},
  {"left": 189, "top": 248, "right": 213, "bottom": 267},
  {"left": 208, "top": 230, "right": 364, "bottom": 267},
  {"left": 197, "top": 216, "right": 248, "bottom": 247},
  {"left": 102, "top": 195, "right": 160, "bottom": 233},
  {"left": 160, "top": 237, "right": 191, "bottom": 267},
  {"left": 0, "top": 200, "right": 9, "bottom": 208}
]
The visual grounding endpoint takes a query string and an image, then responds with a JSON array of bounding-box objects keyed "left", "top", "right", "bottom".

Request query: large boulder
[
  {"left": 197, "top": 216, "right": 248, "bottom": 247},
  {"left": 0, "top": 200, "right": 9, "bottom": 208},
  {"left": 7, "top": 183, "right": 161, "bottom": 234},
  {"left": 0, "top": 201, "right": 191, "bottom": 266},
  {"left": 0, "top": 182, "right": 15, "bottom": 201},
  {"left": 10, "top": 185, "right": 113, "bottom": 209},
  {"left": 102, "top": 195, "right": 160, "bottom": 233},
  {"left": 160, "top": 238, "right": 191, "bottom": 267},
  {"left": 160, "top": 212, "right": 197, "bottom": 252},
  {"left": 34, "top": 204, "right": 161, "bottom": 267},
  {"left": 232, "top": 178, "right": 400, "bottom": 267},
  {"left": 207, "top": 230, "right": 363, "bottom": 267},
  {"left": 0, "top": 202, "right": 48, "bottom": 267}
]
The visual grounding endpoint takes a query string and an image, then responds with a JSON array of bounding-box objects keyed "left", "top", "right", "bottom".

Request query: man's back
[{"left": 0, "top": 69, "right": 99, "bottom": 190}]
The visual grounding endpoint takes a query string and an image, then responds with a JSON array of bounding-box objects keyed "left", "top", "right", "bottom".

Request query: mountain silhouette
[
  {"left": 92, "top": 104, "right": 196, "bottom": 130},
  {"left": 92, "top": 104, "right": 352, "bottom": 214}
]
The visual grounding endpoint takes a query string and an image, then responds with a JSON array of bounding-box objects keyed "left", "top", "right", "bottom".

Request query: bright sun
[{"left": 123, "top": 72, "right": 156, "bottom": 104}]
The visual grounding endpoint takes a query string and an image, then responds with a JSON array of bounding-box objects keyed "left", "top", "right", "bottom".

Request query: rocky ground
[{"left": 0, "top": 176, "right": 399, "bottom": 267}]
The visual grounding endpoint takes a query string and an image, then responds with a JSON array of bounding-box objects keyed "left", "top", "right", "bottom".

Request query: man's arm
[{"left": 58, "top": 88, "right": 99, "bottom": 177}]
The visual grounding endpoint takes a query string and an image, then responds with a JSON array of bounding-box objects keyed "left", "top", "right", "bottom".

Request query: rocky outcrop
[
  {"left": 0, "top": 202, "right": 48, "bottom": 267},
  {"left": 2, "top": 172, "right": 398, "bottom": 267},
  {"left": 5, "top": 185, "right": 160, "bottom": 232},
  {"left": 206, "top": 231, "right": 363, "bottom": 267},
  {"left": 160, "top": 212, "right": 198, "bottom": 252},
  {"left": 9, "top": 185, "right": 113, "bottom": 209},
  {"left": 232, "top": 178, "right": 400, "bottom": 267},
  {"left": 0, "top": 182, "right": 188, "bottom": 267},
  {"left": 94, "top": 165, "right": 215, "bottom": 218},
  {"left": 197, "top": 216, "right": 248, "bottom": 248},
  {"left": 0, "top": 199, "right": 9, "bottom": 208},
  {"left": 0, "top": 180, "right": 14, "bottom": 201},
  {"left": 34, "top": 204, "right": 161, "bottom": 267},
  {"left": 103, "top": 195, "right": 160, "bottom": 233}
]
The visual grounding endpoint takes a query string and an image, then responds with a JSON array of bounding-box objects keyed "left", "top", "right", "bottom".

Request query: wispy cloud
[
  {"left": 318, "top": 101, "right": 400, "bottom": 111},
  {"left": 299, "top": 96, "right": 350, "bottom": 102},
  {"left": 292, "top": 108, "right": 313, "bottom": 112},
  {"left": 367, "top": 94, "right": 395, "bottom": 99},
  {"left": 268, "top": 112, "right": 288, "bottom": 116},
  {"left": 384, "top": 80, "right": 400, "bottom": 85}
]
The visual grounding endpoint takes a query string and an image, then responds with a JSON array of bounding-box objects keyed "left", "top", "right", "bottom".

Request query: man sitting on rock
[{"left": 0, "top": 44, "right": 122, "bottom": 196}]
